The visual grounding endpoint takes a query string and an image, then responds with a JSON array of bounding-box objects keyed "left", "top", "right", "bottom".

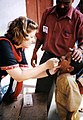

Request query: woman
[{"left": 0, "top": 16, "right": 59, "bottom": 103}]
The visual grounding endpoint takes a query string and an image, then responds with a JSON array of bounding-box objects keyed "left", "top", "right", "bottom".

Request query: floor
[{"left": 23, "top": 78, "right": 83, "bottom": 120}]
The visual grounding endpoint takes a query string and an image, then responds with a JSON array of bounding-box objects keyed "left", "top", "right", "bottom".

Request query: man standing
[{"left": 31, "top": 0, "right": 83, "bottom": 117}]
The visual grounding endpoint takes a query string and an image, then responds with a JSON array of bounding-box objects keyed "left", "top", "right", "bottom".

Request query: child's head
[
  {"left": 5, "top": 16, "right": 38, "bottom": 46},
  {"left": 59, "top": 52, "right": 74, "bottom": 74}
]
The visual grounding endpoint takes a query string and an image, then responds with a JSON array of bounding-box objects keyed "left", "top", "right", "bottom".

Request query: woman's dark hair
[{"left": 5, "top": 16, "right": 38, "bottom": 45}]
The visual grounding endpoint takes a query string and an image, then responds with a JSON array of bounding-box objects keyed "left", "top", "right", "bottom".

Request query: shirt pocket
[
  {"left": 61, "top": 28, "right": 74, "bottom": 48},
  {"left": 62, "top": 30, "right": 73, "bottom": 39}
]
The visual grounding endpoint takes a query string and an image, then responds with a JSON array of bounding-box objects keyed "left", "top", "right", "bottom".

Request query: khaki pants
[{"left": 55, "top": 73, "right": 82, "bottom": 120}]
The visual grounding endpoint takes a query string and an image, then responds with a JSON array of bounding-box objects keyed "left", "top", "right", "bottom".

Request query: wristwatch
[
  {"left": 79, "top": 46, "right": 83, "bottom": 53},
  {"left": 79, "top": 46, "right": 83, "bottom": 50}
]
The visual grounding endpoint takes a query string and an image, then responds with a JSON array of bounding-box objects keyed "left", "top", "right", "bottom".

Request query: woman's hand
[
  {"left": 46, "top": 58, "right": 59, "bottom": 69},
  {"left": 49, "top": 65, "right": 61, "bottom": 75}
]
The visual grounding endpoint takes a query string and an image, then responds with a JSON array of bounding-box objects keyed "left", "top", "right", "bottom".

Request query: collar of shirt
[{"left": 50, "top": 6, "right": 74, "bottom": 20}]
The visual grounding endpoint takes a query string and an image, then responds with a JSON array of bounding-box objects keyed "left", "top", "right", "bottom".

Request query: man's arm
[{"left": 31, "top": 39, "right": 43, "bottom": 67}]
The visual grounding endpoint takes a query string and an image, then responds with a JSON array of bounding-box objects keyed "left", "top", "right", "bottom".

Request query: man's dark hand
[
  {"left": 69, "top": 48, "right": 82, "bottom": 63},
  {"left": 31, "top": 52, "right": 37, "bottom": 67}
]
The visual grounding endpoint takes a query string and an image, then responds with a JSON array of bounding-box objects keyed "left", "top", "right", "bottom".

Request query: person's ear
[{"left": 67, "top": 66, "right": 74, "bottom": 72}]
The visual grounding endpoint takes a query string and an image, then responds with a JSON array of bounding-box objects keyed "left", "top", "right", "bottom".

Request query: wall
[
  {"left": 0, "top": 0, "right": 26, "bottom": 35},
  {"left": 26, "top": 0, "right": 53, "bottom": 24},
  {"left": 0, "top": 0, "right": 26, "bottom": 88}
]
